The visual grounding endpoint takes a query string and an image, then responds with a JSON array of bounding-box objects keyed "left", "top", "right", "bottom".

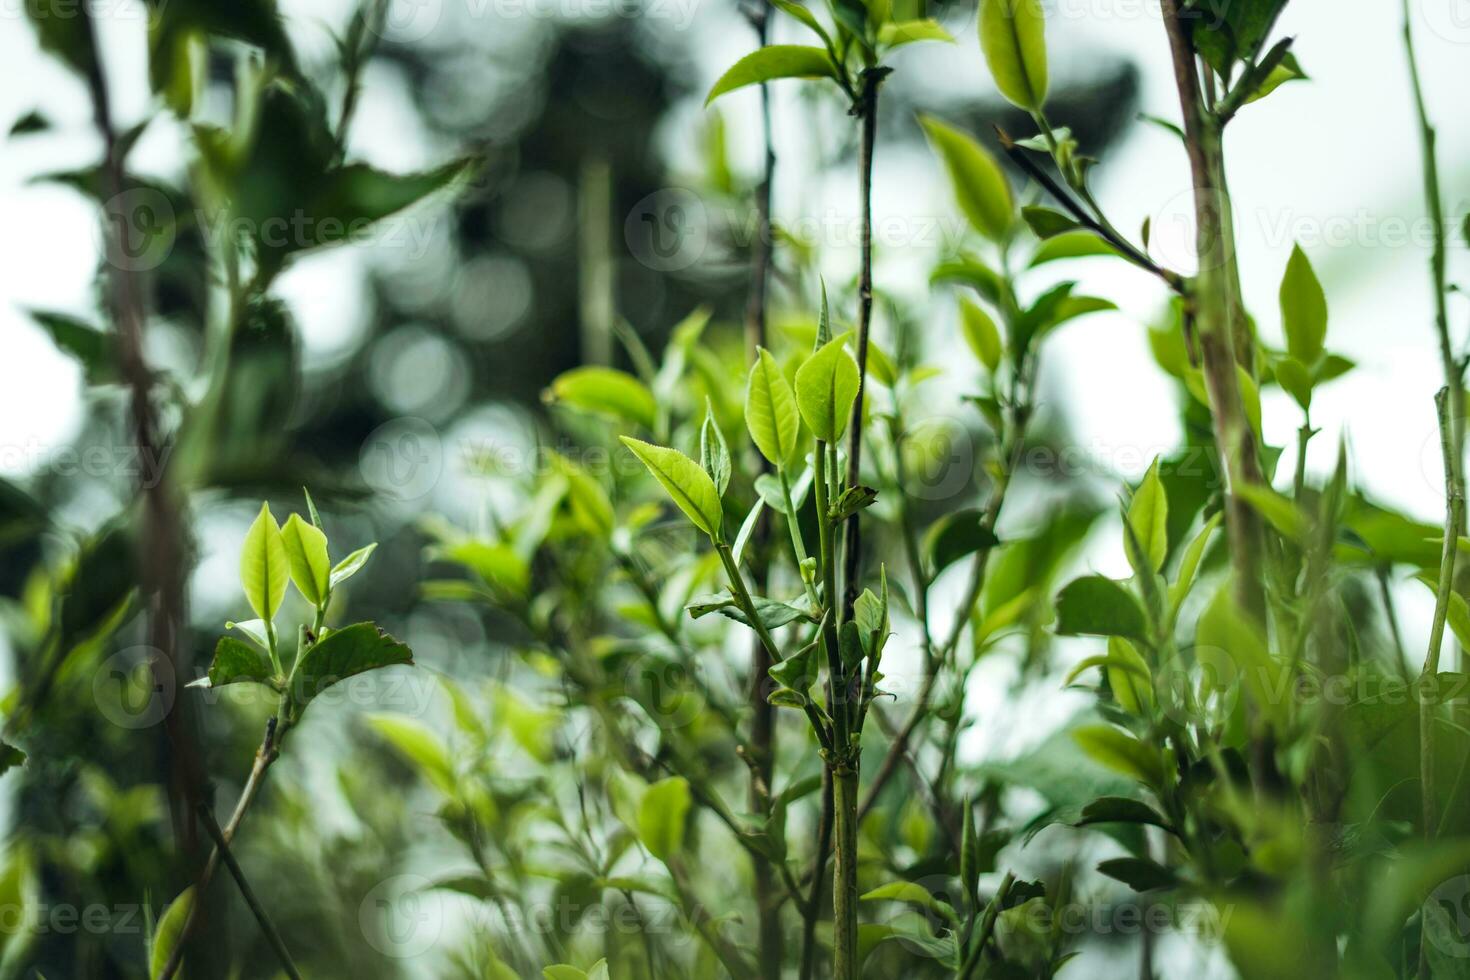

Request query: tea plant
[{"left": 7, "top": 0, "right": 1470, "bottom": 976}]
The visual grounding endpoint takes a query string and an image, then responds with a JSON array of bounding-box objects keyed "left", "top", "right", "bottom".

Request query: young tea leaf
[
  {"left": 637, "top": 776, "right": 692, "bottom": 861},
  {"left": 794, "top": 336, "right": 861, "bottom": 443},
  {"left": 240, "top": 502, "right": 289, "bottom": 623},
  {"left": 619, "top": 437, "right": 724, "bottom": 539},
  {"left": 281, "top": 512, "right": 331, "bottom": 607},
  {"left": 705, "top": 45, "right": 836, "bottom": 105},
  {"left": 978, "top": 0, "right": 1049, "bottom": 110},
  {"left": 330, "top": 542, "right": 378, "bottom": 589},
  {"left": 1279, "top": 244, "right": 1327, "bottom": 366},
  {"left": 700, "top": 401, "right": 732, "bottom": 496},
  {"left": 746, "top": 347, "right": 802, "bottom": 466},
  {"left": 1126, "top": 458, "right": 1169, "bottom": 574},
  {"left": 547, "top": 366, "right": 658, "bottom": 429},
  {"left": 919, "top": 115, "right": 1013, "bottom": 242},
  {"left": 959, "top": 299, "right": 1003, "bottom": 373}
]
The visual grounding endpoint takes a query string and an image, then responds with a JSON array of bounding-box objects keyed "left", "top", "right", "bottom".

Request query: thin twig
[
  {"left": 160, "top": 718, "right": 282, "bottom": 980},
  {"left": 195, "top": 801, "right": 302, "bottom": 980}
]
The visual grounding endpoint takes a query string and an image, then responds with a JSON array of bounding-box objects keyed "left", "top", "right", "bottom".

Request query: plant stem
[
  {"left": 195, "top": 801, "right": 301, "bottom": 980},
  {"left": 831, "top": 763, "right": 860, "bottom": 980},
  {"left": 745, "top": 8, "right": 782, "bottom": 969},
  {"left": 1159, "top": 0, "right": 1267, "bottom": 624},
  {"left": 841, "top": 67, "right": 887, "bottom": 616},
  {"left": 1421, "top": 386, "right": 1462, "bottom": 973},
  {"left": 799, "top": 772, "right": 834, "bottom": 980},
  {"left": 160, "top": 717, "right": 283, "bottom": 980},
  {"left": 1404, "top": 0, "right": 1467, "bottom": 622}
]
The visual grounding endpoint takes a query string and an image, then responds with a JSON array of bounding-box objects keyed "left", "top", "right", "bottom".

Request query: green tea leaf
[
  {"left": 978, "top": 0, "right": 1049, "bottom": 110},
  {"left": 1275, "top": 355, "right": 1314, "bottom": 410},
  {"left": 1279, "top": 244, "right": 1327, "bottom": 366},
  {"left": 241, "top": 502, "right": 289, "bottom": 623},
  {"left": 706, "top": 45, "right": 836, "bottom": 105},
  {"left": 288, "top": 623, "right": 414, "bottom": 719},
  {"left": 638, "top": 776, "right": 692, "bottom": 861},
  {"left": 1055, "top": 576, "right": 1146, "bottom": 638},
  {"left": 1077, "top": 797, "right": 1170, "bottom": 831},
  {"left": 547, "top": 366, "right": 657, "bottom": 429},
  {"left": 1126, "top": 458, "right": 1169, "bottom": 574},
  {"left": 330, "top": 542, "right": 378, "bottom": 588},
  {"left": 959, "top": 299, "right": 1003, "bottom": 372},
  {"left": 1097, "top": 856, "right": 1177, "bottom": 892},
  {"left": 366, "top": 712, "right": 456, "bottom": 796},
  {"left": 1029, "top": 232, "right": 1119, "bottom": 267},
  {"left": 1021, "top": 205, "right": 1078, "bottom": 239},
  {"left": 1073, "top": 725, "right": 1162, "bottom": 785},
  {"left": 794, "top": 336, "right": 861, "bottom": 443},
  {"left": 1106, "top": 637, "right": 1153, "bottom": 715},
  {"left": 746, "top": 347, "right": 802, "bottom": 466},
  {"left": 919, "top": 115, "right": 1012, "bottom": 241},
  {"left": 281, "top": 513, "right": 330, "bottom": 607},
  {"left": 860, "top": 881, "right": 960, "bottom": 923},
  {"left": 192, "top": 636, "right": 276, "bottom": 690},
  {"left": 700, "top": 401, "right": 732, "bottom": 496},
  {"left": 878, "top": 18, "right": 954, "bottom": 47},
  {"left": 925, "top": 508, "right": 1001, "bottom": 576},
  {"left": 620, "top": 438, "right": 724, "bottom": 539},
  {"left": 150, "top": 887, "right": 194, "bottom": 980}
]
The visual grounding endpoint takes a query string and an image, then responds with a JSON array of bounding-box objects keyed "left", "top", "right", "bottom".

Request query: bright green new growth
[
  {"left": 918, "top": 115, "right": 1013, "bottom": 241},
  {"left": 746, "top": 347, "right": 802, "bottom": 466},
  {"left": 281, "top": 513, "right": 330, "bottom": 607},
  {"left": 1126, "top": 457, "right": 1169, "bottom": 574},
  {"left": 241, "top": 502, "right": 289, "bottom": 622},
  {"left": 794, "top": 336, "right": 861, "bottom": 443},
  {"left": 619, "top": 436, "right": 724, "bottom": 539},
  {"left": 1280, "top": 242, "right": 1328, "bottom": 365},
  {"left": 979, "top": 0, "right": 1049, "bottom": 110},
  {"left": 959, "top": 299, "right": 1003, "bottom": 372},
  {"left": 705, "top": 45, "right": 836, "bottom": 105}
]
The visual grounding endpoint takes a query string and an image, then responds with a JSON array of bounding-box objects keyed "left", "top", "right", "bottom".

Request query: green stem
[
  {"left": 780, "top": 465, "right": 821, "bottom": 609},
  {"left": 195, "top": 801, "right": 301, "bottom": 980},
  {"left": 831, "top": 764, "right": 861, "bottom": 980},
  {"left": 715, "top": 543, "right": 783, "bottom": 666},
  {"left": 1159, "top": 0, "right": 1267, "bottom": 625},
  {"left": 1421, "top": 387, "right": 1462, "bottom": 972}
]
